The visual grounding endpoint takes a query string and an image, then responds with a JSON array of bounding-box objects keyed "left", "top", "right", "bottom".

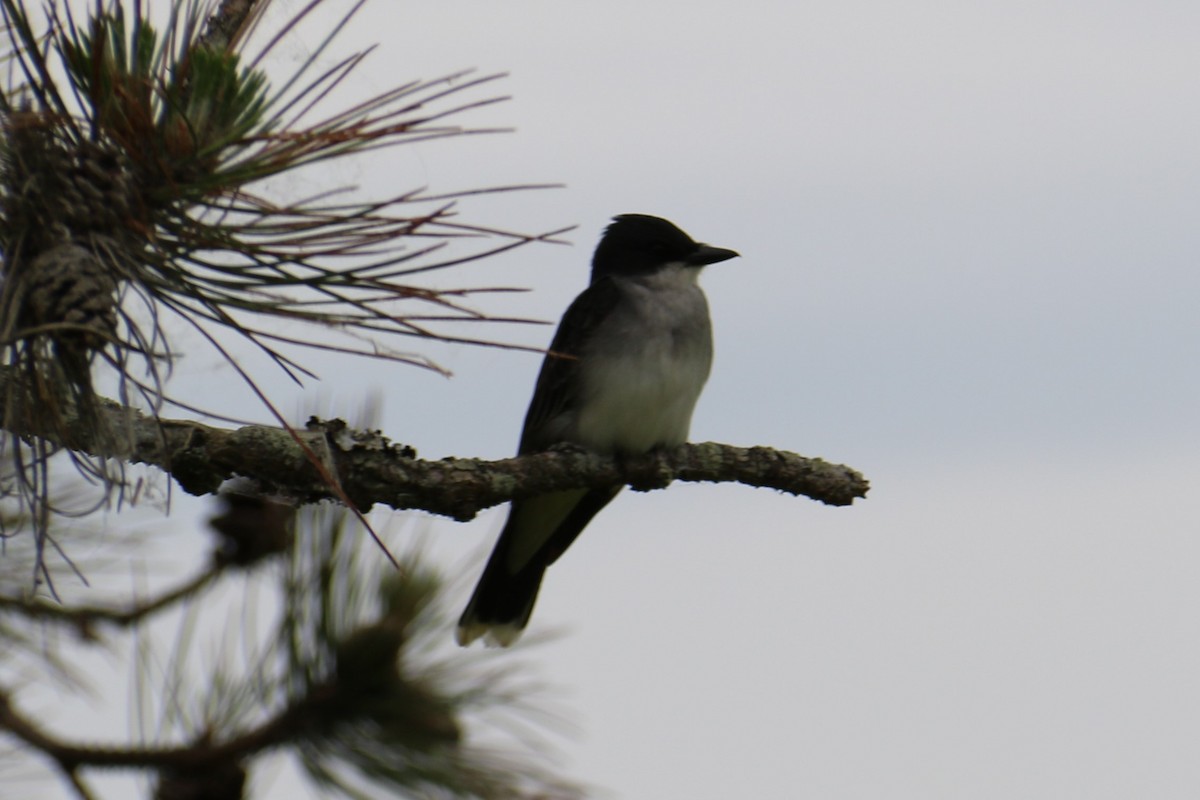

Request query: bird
[{"left": 456, "top": 214, "right": 739, "bottom": 647}]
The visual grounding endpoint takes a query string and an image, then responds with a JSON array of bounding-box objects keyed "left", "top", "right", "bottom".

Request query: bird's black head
[{"left": 590, "top": 214, "right": 739, "bottom": 283}]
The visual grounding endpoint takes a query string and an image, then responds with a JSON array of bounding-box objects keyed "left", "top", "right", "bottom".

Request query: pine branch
[
  {"left": 0, "top": 365, "right": 869, "bottom": 516},
  {"left": 0, "top": 681, "right": 332, "bottom": 770},
  {"left": 0, "top": 0, "right": 577, "bottom": 586},
  {"left": 0, "top": 566, "right": 220, "bottom": 631}
]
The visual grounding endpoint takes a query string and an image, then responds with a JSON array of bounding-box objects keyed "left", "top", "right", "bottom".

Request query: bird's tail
[{"left": 456, "top": 552, "right": 545, "bottom": 647}]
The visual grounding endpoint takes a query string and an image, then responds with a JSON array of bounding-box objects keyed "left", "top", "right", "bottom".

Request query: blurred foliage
[{"left": 0, "top": 484, "right": 581, "bottom": 799}]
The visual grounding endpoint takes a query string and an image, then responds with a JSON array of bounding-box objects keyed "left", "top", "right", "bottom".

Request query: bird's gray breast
[{"left": 573, "top": 267, "right": 713, "bottom": 454}]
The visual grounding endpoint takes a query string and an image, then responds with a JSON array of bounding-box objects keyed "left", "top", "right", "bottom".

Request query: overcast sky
[
  {"left": 46, "top": 1, "right": 1200, "bottom": 798},
  {"left": 285, "top": 1, "right": 1200, "bottom": 797}
]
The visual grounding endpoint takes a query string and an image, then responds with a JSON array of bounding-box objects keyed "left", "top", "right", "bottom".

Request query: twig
[
  {"left": 0, "top": 567, "right": 221, "bottom": 633},
  {"left": 0, "top": 683, "right": 321, "bottom": 770}
]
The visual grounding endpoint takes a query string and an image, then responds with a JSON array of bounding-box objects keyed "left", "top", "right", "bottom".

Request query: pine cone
[{"left": 25, "top": 241, "right": 118, "bottom": 351}]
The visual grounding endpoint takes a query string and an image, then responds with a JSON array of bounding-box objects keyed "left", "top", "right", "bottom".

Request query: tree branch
[
  {"left": 0, "top": 367, "right": 868, "bottom": 517},
  {"left": 0, "top": 567, "right": 221, "bottom": 635},
  {"left": 0, "top": 682, "right": 326, "bottom": 771}
]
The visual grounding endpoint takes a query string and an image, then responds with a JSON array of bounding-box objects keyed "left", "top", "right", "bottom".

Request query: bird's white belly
[{"left": 574, "top": 338, "right": 710, "bottom": 454}]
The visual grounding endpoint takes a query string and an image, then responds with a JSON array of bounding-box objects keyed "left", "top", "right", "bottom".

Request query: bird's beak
[{"left": 687, "top": 244, "right": 740, "bottom": 267}]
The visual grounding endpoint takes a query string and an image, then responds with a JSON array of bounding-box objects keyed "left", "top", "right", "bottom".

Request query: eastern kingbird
[{"left": 456, "top": 214, "right": 739, "bottom": 647}]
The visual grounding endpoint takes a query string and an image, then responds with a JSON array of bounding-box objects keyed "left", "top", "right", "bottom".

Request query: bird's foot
[
  {"left": 624, "top": 447, "right": 676, "bottom": 492},
  {"left": 546, "top": 441, "right": 593, "bottom": 457}
]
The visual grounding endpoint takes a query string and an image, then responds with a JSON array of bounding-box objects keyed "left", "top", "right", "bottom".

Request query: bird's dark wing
[
  {"left": 457, "top": 278, "right": 627, "bottom": 646},
  {"left": 518, "top": 276, "right": 623, "bottom": 454}
]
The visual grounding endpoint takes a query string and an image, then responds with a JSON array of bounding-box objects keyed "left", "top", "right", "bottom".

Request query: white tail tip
[{"left": 456, "top": 621, "right": 525, "bottom": 648}]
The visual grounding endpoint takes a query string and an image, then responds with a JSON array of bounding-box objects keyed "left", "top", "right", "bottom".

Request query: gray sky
[
  {"left": 284, "top": 1, "right": 1200, "bottom": 797},
  {"left": 64, "top": 0, "right": 1200, "bottom": 797}
]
